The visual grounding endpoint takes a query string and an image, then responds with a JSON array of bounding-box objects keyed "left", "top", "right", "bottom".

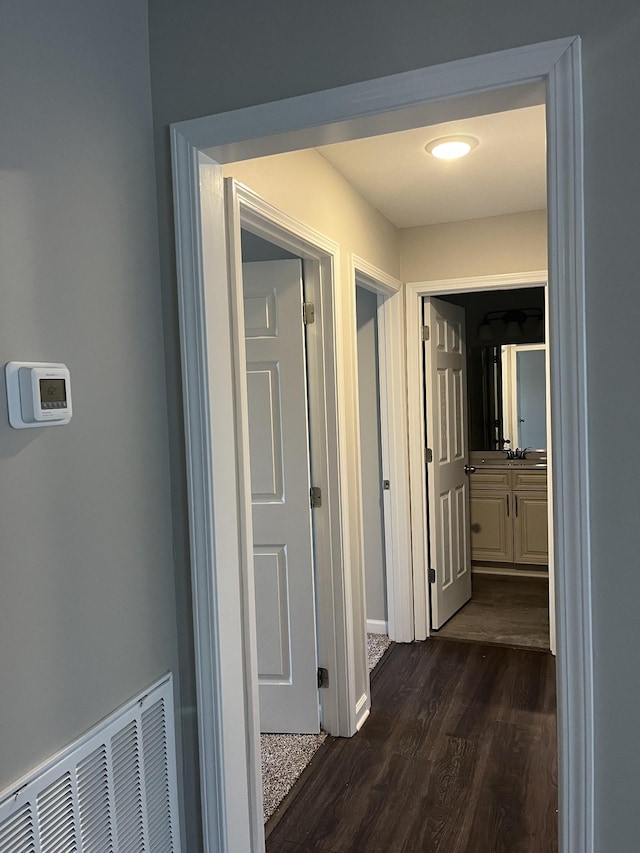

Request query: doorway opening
[
  {"left": 356, "top": 284, "right": 388, "bottom": 638},
  {"left": 352, "top": 259, "right": 410, "bottom": 691},
  {"left": 226, "top": 179, "right": 356, "bottom": 838},
  {"left": 355, "top": 284, "right": 395, "bottom": 670},
  {"left": 419, "top": 285, "right": 553, "bottom": 651},
  {"left": 238, "top": 229, "right": 329, "bottom": 822},
  {"left": 171, "top": 37, "right": 591, "bottom": 853}
]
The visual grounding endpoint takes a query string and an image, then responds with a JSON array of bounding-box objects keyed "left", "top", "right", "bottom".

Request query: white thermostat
[{"left": 6, "top": 362, "right": 73, "bottom": 428}]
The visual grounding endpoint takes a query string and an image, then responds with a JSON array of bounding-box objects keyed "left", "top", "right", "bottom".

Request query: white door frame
[
  {"left": 406, "top": 272, "right": 556, "bottom": 654},
  {"left": 229, "top": 180, "right": 362, "bottom": 847},
  {"left": 229, "top": 180, "right": 358, "bottom": 732},
  {"left": 351, "top": 256, "right": 413, "bottom": 643},
  {"left": 171, "top": 36, "right": 592, "bottom": 853}
]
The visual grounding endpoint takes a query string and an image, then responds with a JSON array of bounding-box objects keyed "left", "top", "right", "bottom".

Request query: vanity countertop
[
  {"left": 469, "top": 452, "right": 547, "bottom": 471},
  {"left": 471, "top": 462, "right": 547, "bottom": 470}
]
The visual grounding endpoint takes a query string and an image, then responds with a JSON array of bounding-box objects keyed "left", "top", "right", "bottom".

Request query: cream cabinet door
[
  {"left": 469, "top": 489, "right": 513, "bottom": 563},
  {"left": 513, "top": 490, "right": 549, "bottom": 564}
]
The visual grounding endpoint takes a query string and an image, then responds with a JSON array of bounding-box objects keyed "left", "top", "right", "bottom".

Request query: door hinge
[
  {"left": 428, "top": 568, "right": 436, "bottom": 584},
  {"left": 421, "top": 324, "right": 430, "bottom": 341},
  {"left": 303, "top": 302, "right": 315, "bottom": 325},
  {"left": 317, "top": 667, "right": 329, "bottom": 688},
  {"left": 425, "top": 447, "right": 433, "bottom": 463},
  {"left": 310, "top": 486, "right": 322, "bottom": 508}
]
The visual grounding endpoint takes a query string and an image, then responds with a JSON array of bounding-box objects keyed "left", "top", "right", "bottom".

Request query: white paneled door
[
  {"left": 423, "top": 297, "right": 472, "bottom": 629},
  {"left": 243, "top": 260, "right": 320, "bottom": 733}
]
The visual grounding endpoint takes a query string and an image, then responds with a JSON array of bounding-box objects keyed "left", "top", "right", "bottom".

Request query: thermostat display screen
[{"left": 40, "top": 378, "right": 67, "bottom": 404}]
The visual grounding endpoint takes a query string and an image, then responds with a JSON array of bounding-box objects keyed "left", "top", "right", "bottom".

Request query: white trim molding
[
  {"left": 366, "top": 619, "right": 389, "bottom": 635},
  {"left": 355, "top": 693, "right": 370, "bottom": 732},
  {"left": 407, "top": 270, "right": 549, "bottom": 293},
  {"left": 546, "top": 40, "right": 593, "bottom": 853},
  {"left": 225, "top": 177, "right": 368, "bottom": 802},
  {"left": 171, "top": 139, "right": 234, "bottom": 853},
  {"left": 226, "top": 183, "right": 364, "bottom": 738},
  {"left": 352, "top": 256, "right": 402, "bottom": 297},
  {"left": 171, "top": 35, "right": 592, "bottom": 853},
  {"left": 472, "top": 566, "right": 549, "bottom": 579}
]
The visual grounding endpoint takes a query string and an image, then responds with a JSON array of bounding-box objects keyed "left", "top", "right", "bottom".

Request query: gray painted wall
[
  {"left": 241, "top": 230, "right": 298, "bottom": 262},
  {"left": 147, "top": 2, "right": 640, "bottom": 850},
  {"left": 356, "top": 287, "right": 387, "bottom": 626},
  {"left": 0, "top": 0, "right": 185, "bottom": 838}
]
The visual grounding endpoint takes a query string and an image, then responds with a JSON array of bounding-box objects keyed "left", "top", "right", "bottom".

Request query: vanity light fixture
[
  {"left": 477, "top": 308, "right": 544, "bottom": 342},
  {"left": 425, "top": 135, "right": 479, "bottom": 160},
  {"left": 505, "top": 311, "right": 524, "bottom": 340}
]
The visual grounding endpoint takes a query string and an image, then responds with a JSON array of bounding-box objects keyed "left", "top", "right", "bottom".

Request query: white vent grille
[
  {"left": 141, "top": 702, "right": 173, "bottom": 853},
  {"left": 77, "top": 746, "right": 113, "bottom": 852},
  {"left": 0, "top": 674, "right": 180, "bottom": 853},
  {"left": 0, "top": 804, "right": 36, "bottom": 853},
  {"left": 37, "top": 773, "right": 77, "bottom": 852}
]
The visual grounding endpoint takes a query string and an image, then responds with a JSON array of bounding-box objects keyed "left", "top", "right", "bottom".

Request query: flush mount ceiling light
[{"left": 425, "top": 135, "right": 479, "bottom": 160}]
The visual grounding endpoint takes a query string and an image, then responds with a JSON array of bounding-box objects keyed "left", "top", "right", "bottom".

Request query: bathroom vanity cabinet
[{"left": 469, "top": 467, "right": 548, "bottom": 566}]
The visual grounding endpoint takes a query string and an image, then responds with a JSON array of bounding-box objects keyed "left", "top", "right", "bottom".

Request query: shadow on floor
[{"left": 434, "top": 573, "right": 550, "bottom": 650}]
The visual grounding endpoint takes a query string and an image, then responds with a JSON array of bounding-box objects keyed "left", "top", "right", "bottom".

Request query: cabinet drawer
[
  {"left": 469, "top": 470, "right": 510, "bottom": 490},
  {"left": 513, "top": 470, "right": 547, "bottom": 490}
]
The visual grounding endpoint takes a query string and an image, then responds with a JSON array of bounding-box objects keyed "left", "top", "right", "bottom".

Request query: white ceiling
[{"left": 316, "top": 105, "right": 546, "bottom": 229}]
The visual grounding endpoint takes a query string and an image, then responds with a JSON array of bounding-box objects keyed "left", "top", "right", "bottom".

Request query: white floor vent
[{"left": 0, "top": 673, "right": 181, "bottom": 852}]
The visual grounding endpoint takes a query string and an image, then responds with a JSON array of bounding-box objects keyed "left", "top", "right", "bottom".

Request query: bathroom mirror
[
  {"left": 466, "top": 345, "right": 502, "bottom": 451},
  {"left": 439, "top": 287, "right": 546, "bottom": 452},
  {"left": 466, "top": 343, "right": 547, "bottom": 451}
]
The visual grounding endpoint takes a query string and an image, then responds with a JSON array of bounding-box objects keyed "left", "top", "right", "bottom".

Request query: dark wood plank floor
[
  {"left": 435, "top": 574, "right": 550, "bottom": 650},
  {"left": 266, "top": 639, "right": 557, "bottom": 852}
]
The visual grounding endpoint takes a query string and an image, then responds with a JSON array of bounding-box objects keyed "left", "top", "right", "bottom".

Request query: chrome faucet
[{"left": 504, "top": 446, "right": 530, "bottom": 460}]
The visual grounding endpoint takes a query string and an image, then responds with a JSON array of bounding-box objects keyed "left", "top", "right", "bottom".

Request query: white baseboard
[
  {"left": 366, "top": 619, "right": 388, "bottom": 634},
  {"left": 356, "top": 708, "right": 370, "bottom": 732},
  {"left": 355, "top": 692, "right": 370, "bottom": 731},
  {"left": 472, "top": 565, "right": 549, "bottom": 579}
]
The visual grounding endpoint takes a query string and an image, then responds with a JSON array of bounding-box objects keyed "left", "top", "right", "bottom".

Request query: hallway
[{"left": 266, "top": 639, "right": 557, "bottom": 852}]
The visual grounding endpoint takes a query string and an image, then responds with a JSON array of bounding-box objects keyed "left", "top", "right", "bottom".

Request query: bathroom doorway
[{"left": 407, "top": 275, "right": 556, "bottom": 654}]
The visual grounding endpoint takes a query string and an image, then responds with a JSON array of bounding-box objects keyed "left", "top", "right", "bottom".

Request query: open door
[
  {"left": 240, "top": 258, "right": 320, "bottom": 733},
  {"left": 423, "top": 297, "right": 472, "bottom": 629}
]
